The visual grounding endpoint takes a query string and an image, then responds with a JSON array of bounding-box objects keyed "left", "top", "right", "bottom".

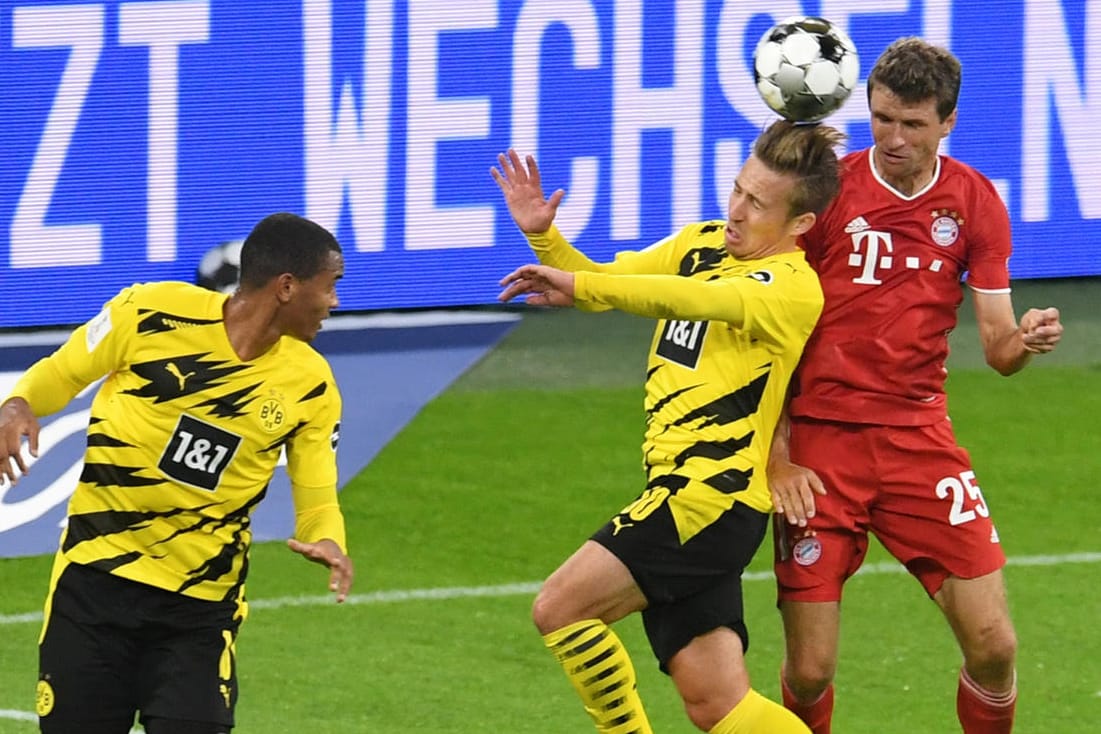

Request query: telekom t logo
[{"left": 848, "top": 230, "right": 894, "bottom": 285}]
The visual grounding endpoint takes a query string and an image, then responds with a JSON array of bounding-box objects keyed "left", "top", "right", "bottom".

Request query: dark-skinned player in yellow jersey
[{"left": 0, "top": 212, "right": 354, "bottom": 734}]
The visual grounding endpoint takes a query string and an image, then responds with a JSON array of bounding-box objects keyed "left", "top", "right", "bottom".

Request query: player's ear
[
  {"left": 941, "top": 108, "right": 958, "bottom": 137},
  {"left": 788, "top": 211, "right": 816, "bottom": 238},
  {"left": 275, "top": 272, "right": 297, "bottom": 303}
]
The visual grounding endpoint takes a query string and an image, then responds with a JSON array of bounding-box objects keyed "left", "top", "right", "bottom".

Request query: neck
[
  {"left": 223, "top": 291, "right": 281, "bottom": 361},
  {"left": 872, "top": 147, "right": 937, "bottom": 196}
]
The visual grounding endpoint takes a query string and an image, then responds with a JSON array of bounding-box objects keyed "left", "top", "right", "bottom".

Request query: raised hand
[{"left": 490, "top": 149, "right": 565, "bottom": 234}]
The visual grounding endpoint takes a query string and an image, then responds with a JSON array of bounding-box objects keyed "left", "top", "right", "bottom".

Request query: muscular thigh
[
  {"left": 870, "top": 421, "right": 1006, "bottom": 597},
  {"left": 775, "top": 419, "right": 1007, "bottom": 601},
  {"left": 136, "top": 608, "right": 240, "bottom": 731},
  {"left": 39, "top": 563, "right": 145, "bottom": 734},
  {"left": 38, "top": 562, "right": 240, "bottom": 733},
  {"left": 596, "top": 492, "right": 767, "bottom": 606},
  {"left": 594, "top": 494, "right": 767, "bottom": 670},
  {"left": 774, "top": 419, "right": 878, "bottom": 603}
]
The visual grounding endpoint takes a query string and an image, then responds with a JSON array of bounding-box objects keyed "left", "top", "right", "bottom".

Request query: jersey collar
[{"left": 867, "top": 145, "right": 942, "bottom": 201}]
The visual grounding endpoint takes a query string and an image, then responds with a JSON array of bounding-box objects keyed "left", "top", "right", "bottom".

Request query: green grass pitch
[{"left": 0, "top": 278, "right": 1098, "bottom": 732}]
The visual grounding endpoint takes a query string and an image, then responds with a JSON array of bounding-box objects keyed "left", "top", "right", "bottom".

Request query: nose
[
  {"left": 883, "top": 122, "right": 905, "bottom": 148},
  {"left": 728, "top": 196, "right": 746, "bottom": 221}
]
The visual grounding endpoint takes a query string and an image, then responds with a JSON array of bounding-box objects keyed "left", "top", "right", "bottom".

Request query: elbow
[{"left": 985, "top": 353, "right": 1028, "bottom": 377}]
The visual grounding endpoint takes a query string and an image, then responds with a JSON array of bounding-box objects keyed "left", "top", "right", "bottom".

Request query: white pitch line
[
  {"left": 1, "top": 552, "right": 1099, "bottom": 729},
  {"left": 0, "top": 709, "right": 141, "bottom": 732},
  {"left": 2, "top": 551, "right": 1098, "bottom": 627}
]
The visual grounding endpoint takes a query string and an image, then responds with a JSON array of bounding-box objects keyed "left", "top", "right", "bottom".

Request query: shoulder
[
  {"left": 839, "top": 149, "right": 870, "bottom": 178},
  {"left": 112, "top": 281, "right": 226, "bottom": 314},
  {"left": 277, "top": 340, "right": 341, "bottom": 412},
  {"left": 939, "top": 156, "right": 1003, "bottom": 201},
  {"left": 678, "top": 220, "right": 726, "bottom": 244},
  {"left": 280, "top": 338, "right": 338, "bottom": 383},
  {"left": 737, "top": 251, "right": 821, "bottom": 291},
  {"left": 643, "top": 220, "right": 726, "bottom": 255}
]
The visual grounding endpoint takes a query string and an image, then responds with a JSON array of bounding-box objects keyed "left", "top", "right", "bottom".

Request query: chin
[
  {"left": 293, "top": 327, "right": 319, "bottom": 343},
  {"left": 726, "top": 242, "right": 750, "bottom": 259}
]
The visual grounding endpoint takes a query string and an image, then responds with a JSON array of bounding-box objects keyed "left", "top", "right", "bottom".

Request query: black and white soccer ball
[
  {"left": 196, "top": 239, "right": 243, "bottom": 294},
  {"left": 753, "top": 16, "right": 859, "bottom": 123}
]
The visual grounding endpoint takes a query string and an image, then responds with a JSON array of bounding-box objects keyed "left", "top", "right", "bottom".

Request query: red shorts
[{"left": 773, "top": 417, "right": 1006, "bottom": 602}]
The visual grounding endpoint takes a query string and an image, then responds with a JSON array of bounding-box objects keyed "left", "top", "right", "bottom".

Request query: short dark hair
[
  {"left": 753, "top": 119, "right": 846, "bottom": 218},
  {"left": 238, "top": 212, "right": 341, "bottom": 289},
  {"left": 867, "top": 37, "right": 961, "bottom": 121}
]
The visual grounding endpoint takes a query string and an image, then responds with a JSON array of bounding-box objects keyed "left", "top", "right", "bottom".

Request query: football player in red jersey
[{"left": 767, "top": 37, "right": 1063, "bottom": 734}]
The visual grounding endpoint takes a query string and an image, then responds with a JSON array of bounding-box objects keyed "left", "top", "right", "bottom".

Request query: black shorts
[
  {"left": 38, "top": 561, "right": 240, "bottom": 733},
  {"left": 592, "top": 495, "right": 768, "bottom": 672}
]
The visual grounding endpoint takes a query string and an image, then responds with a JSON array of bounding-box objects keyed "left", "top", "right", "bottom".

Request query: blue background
[{"left": 1, "top": 0, "right": 1098, "bottom": 328}]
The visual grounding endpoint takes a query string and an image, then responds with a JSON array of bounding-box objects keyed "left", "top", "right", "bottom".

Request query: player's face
[
  {"left": 725, "top": 156, "right": 810, "bottom": 259},
  {"left": 869, "top": 86, "right": 956, "bottom": 194},
  {"left": 287, "top": 250, "right": 343, "bottom": 342}
]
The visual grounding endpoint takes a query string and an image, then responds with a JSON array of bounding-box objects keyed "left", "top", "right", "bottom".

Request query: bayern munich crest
[
  {"left": 792, "top": 536, "right": 823, "bottom": 566},
  {"left": 930, "top": 209, "right": 962, "bottom": 246}
]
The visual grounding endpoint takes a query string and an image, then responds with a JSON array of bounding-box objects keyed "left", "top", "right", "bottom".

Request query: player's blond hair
[
  {"left": 753, "top": 119, "right": 846, "bottom": 218},
  {"left": 868, "top": 37, "right": 961, "bottom": 121}
]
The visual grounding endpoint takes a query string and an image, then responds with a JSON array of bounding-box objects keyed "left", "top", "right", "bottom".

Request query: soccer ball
[
  {"left": 753, "top": 16, "right": 859, "bottom": 123},
  {"left": 196, "top": 239, "right": 243, "bottom": 294}
]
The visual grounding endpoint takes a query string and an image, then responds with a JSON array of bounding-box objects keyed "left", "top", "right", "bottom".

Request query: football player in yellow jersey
[
  {"left": 0, "top": 212, "right": 353, "bottom": 734},
  {"left": 491, "top": 120, "right": 844, "bottom": 734}
]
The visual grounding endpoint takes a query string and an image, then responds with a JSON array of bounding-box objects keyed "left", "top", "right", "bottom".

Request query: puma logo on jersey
[
  {"left": 611, "top": 516, "right": 635, "bottom": 536},
  {"left": 166, "top": 362, "right": 196, "bottom": 391},
  {"left": 678, "top": 246, "right": 725, "bottom": 277}
]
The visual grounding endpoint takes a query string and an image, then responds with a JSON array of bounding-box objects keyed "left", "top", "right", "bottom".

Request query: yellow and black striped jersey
[
  {"left": 527, "top": 223, "right": 822, "bottom": 542},
  {"left": 9, "top": 281, "right": 344, "bottom": 602}
]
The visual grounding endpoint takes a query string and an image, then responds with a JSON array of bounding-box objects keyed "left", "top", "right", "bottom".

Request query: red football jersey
[{"left": 790, "top": 148, "right": 1012, "bottom": 426}]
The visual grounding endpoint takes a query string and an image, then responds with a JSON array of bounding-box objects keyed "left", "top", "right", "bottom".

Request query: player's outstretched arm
[
  {"left": 0, "top": 398, "right": 40, "bottom": 487},
  {"left": 498, "top": 264, "right": 576, "bottom": 308},
  {"left": 287, "top": 537, "right": 354, "bottom": 603}
]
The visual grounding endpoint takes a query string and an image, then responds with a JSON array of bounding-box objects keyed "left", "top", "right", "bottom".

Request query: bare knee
[
  {"left": 531, "top": 587, "right": 567, "bottom": 635},
  {"left": 683, "top": 696, "right": 737, "bottom": 732},
  {"left": 779, "top": 600, "right": 840, "bottom": 703},
  {"left": 938, "top": 571, "right": 1018, "bottom": 687},
  {"left": 783, "top": 652, "right": 836, "bottom": 703},
  {"left": 962, "top": 621, "right": 1018, "bottom": 685}
]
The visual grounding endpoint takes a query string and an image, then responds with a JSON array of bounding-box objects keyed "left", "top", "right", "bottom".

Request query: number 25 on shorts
[{"left": 935, "top": 470, "right": 990, "bottom": 526}]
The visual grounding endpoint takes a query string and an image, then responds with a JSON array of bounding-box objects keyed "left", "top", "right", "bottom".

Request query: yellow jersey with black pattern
[
  {"left": 572, "top": 221, "right": 823, "bottom": 542},
  {"left": 11, "top": 281, "right": 343, "bottom": 602}
]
